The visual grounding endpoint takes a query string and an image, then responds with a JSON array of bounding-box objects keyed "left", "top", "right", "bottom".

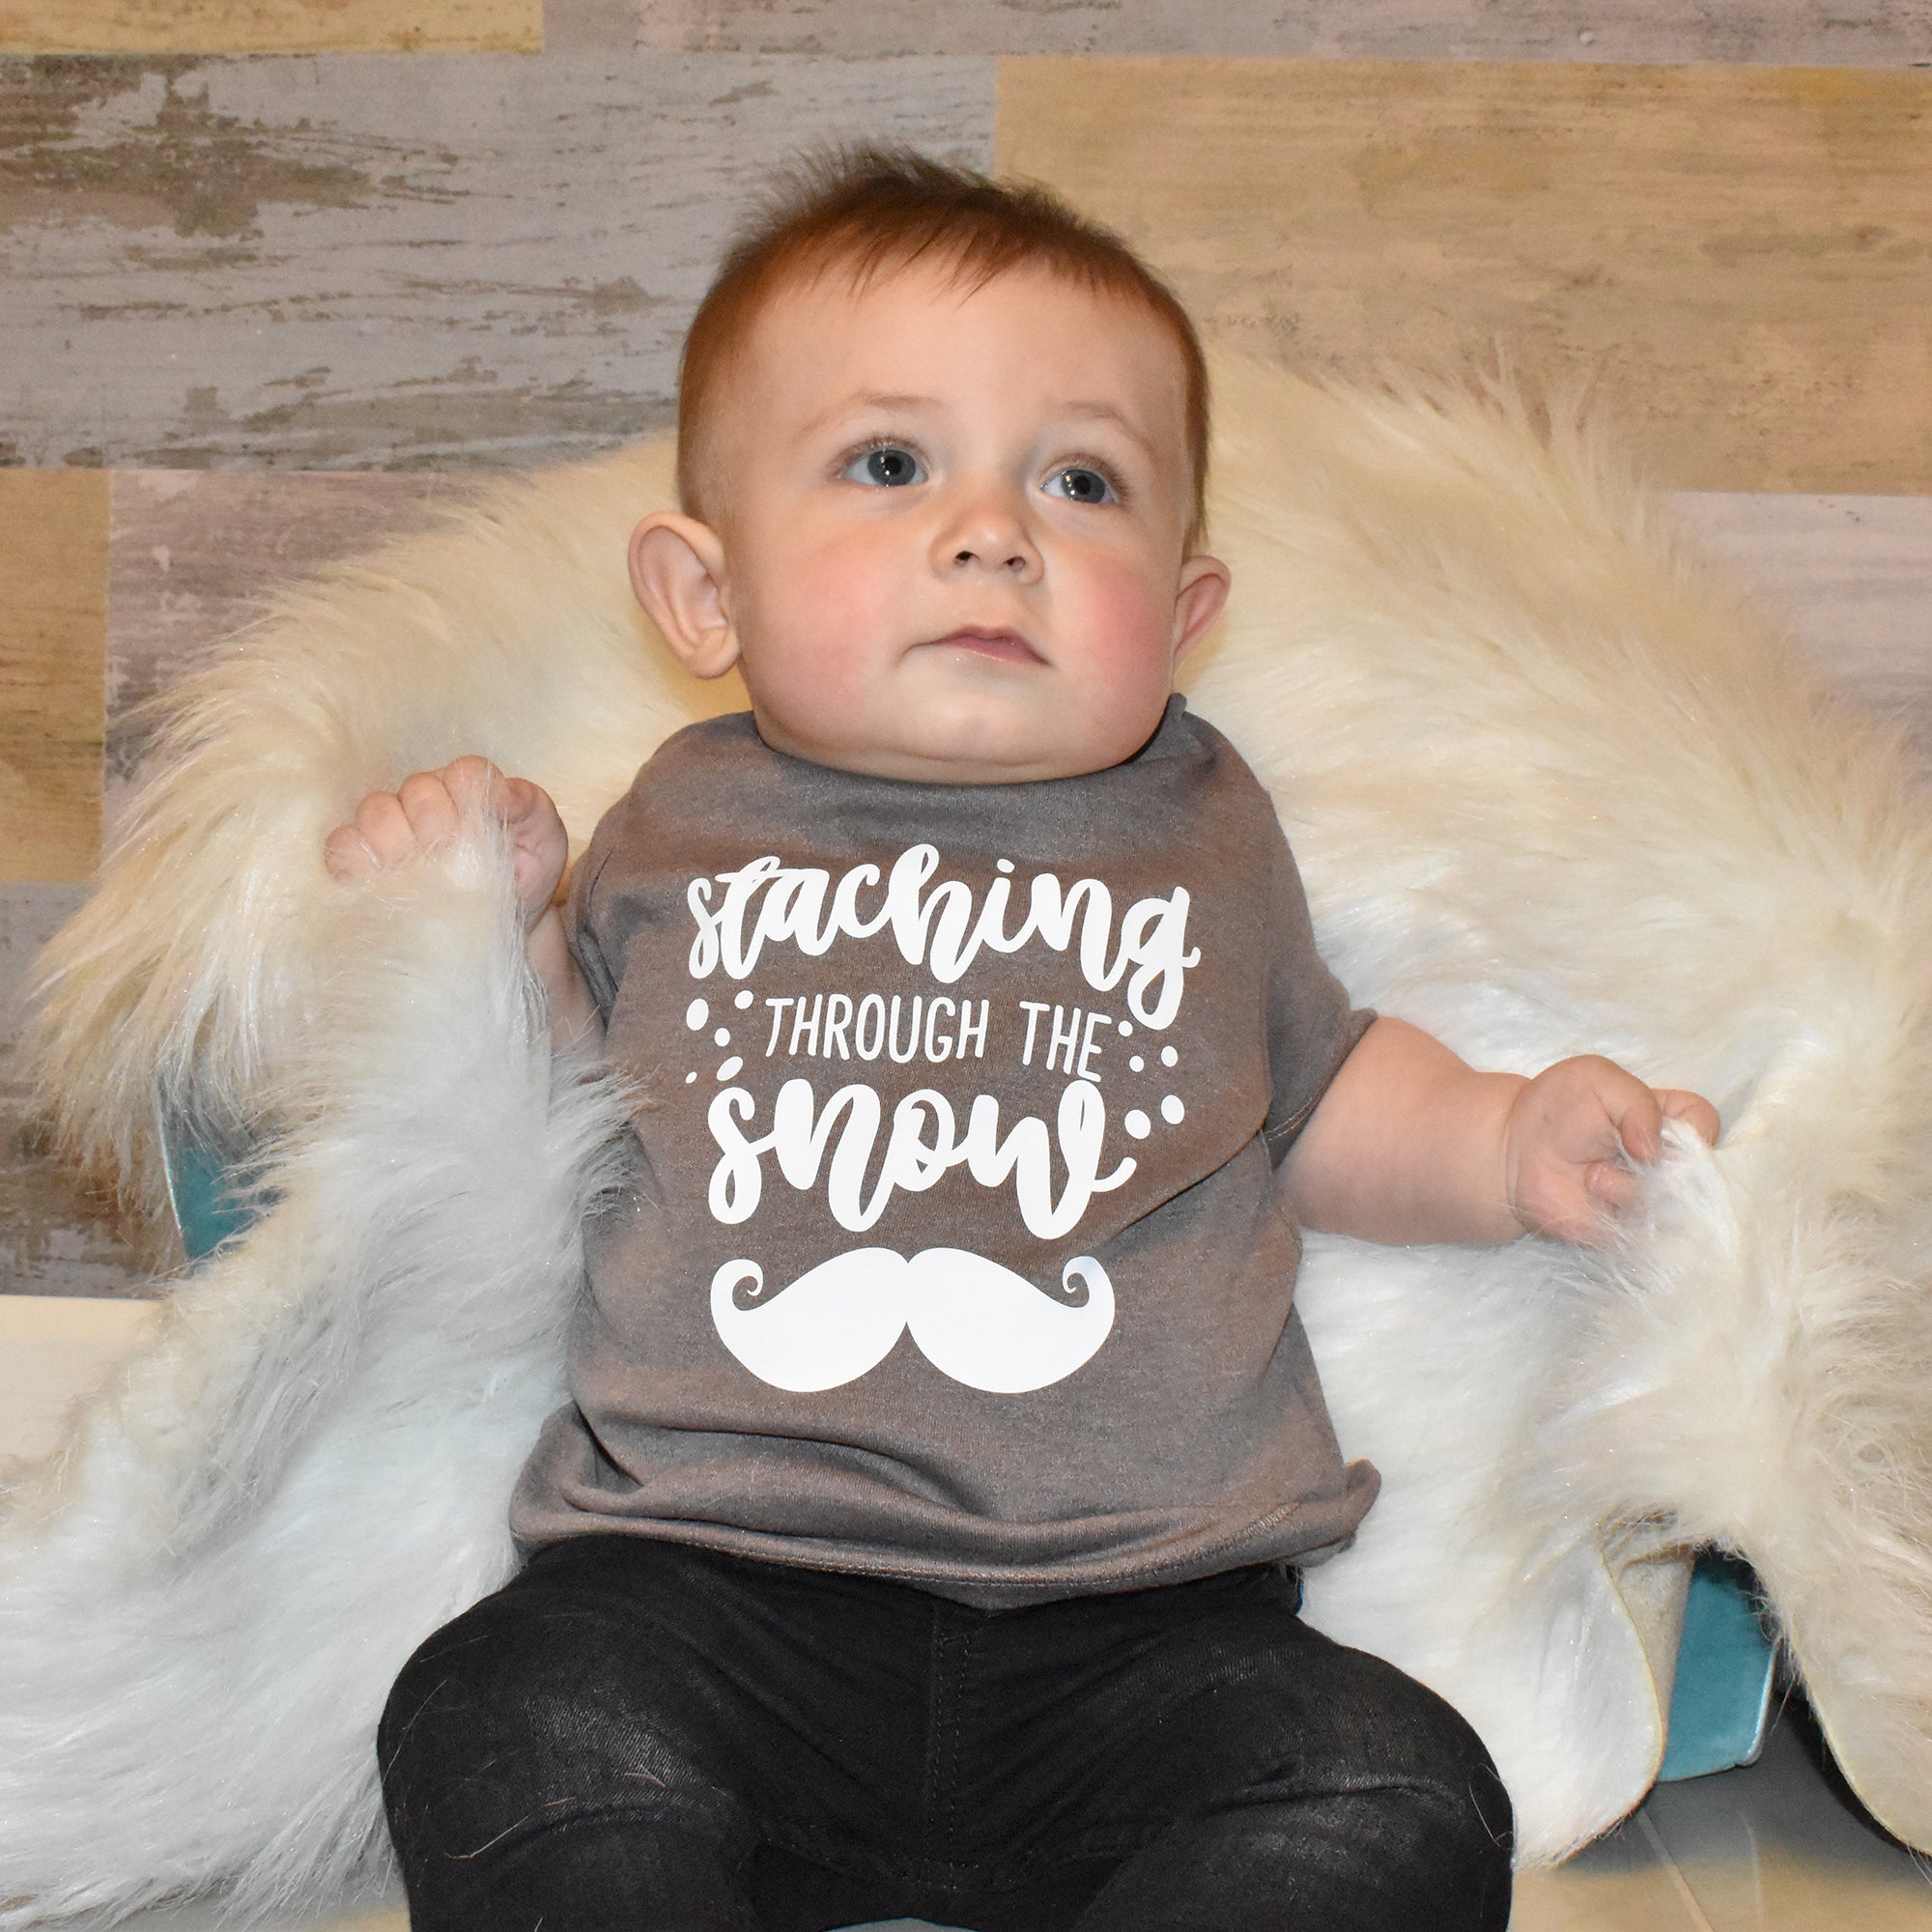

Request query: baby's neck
[{"left": 746, "top": 698, "right": 1177, "bottom": 787}]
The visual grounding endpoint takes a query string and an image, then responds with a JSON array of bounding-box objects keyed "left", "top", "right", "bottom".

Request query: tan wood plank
[
  {"left": 0, "top": 471, "right": 108, "bottom": 885},
  {"left": 647, "top": 0, "right": 1932, "bottom": 62},
  {"left": 998, "top": 59, "right": 1932, "bottom": 494},
  {"left": 0, "top": 54, "right": 992, "bottom": 469},
  {"left": 0, "top": 0, "right": 539, "bottom": 55}
]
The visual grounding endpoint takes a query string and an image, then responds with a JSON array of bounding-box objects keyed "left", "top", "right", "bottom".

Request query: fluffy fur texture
[{"left": 7, "top": 360, "right": 1931, "bottom": 1922}]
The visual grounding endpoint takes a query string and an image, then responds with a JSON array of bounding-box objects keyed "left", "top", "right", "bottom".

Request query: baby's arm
[
  {"left": 1281, "top": 1016, "right": 1719, "bottom": 1247},
  {"left": 323, "top": 756, "right": 603, "bottom": 1051}
]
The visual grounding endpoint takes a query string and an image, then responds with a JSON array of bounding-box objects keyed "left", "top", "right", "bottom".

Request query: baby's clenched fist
[
  {"left": 323, "top": 755, "right": 568, "bottom": 930},
  {"left": 1503, "top": 1055, "right": 1720, "bottom": 1246}
]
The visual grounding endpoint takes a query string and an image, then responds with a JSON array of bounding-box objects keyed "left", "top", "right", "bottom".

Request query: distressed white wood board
[
  {"left": 0, "top": 54, "right": 992, "bottom": 469},
  {"left": 541, "top": 0, "right": 638, "bottom": 51},
  {"left": 105, "top": 469, "right": 476, "bottom": 827},
  {"left": 1670, "top": 493, "right": 1932, "bottom": 751},
  {"left": 633, "top": 0, "right": 1932, "bottom": 62}
]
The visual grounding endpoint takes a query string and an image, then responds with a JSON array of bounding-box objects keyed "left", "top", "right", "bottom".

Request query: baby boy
[{"left": 334, "top": 152, "right": 1718, "bottom": 1932}]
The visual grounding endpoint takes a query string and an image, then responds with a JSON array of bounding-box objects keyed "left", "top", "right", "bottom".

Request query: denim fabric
[{"left": 379, "top": 1536, "right": 1513, "bottom": 1931}]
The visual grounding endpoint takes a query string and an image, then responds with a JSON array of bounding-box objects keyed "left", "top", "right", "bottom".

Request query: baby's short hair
[{"left": 676, "top": 148, "right": 1211, "bottom": 551}]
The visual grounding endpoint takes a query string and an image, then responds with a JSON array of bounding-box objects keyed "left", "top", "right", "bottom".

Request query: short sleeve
[
  {"left": 1260, "top": 820, "right": 1375, "bottom": 1165},
  {"left": 564, "top": 801, "right": 627, "bottom": 1025}
]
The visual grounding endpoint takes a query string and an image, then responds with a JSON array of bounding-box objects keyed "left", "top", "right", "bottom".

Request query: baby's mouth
[{"left": 925, "top": 627, "right": 1044, "bottom": 665}]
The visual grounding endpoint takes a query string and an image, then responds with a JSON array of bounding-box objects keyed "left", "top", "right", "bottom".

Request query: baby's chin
[{"left": 752, "top": 695, "right": 1162, "bottom": 786}]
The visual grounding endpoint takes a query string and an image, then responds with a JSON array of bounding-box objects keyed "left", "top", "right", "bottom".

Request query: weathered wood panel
[
  {"left": 644, "top": 0, "right": 1932, "bottom": 63},
  {"left": 0, "top": 0, "right": 538, "bottom": 55},
  {"left": 0, "top": 470, "right": 108, "bottom": 884},
  {"left": 998, "top": 59, "right": 1932, "bottom": 494},
  {"left": 0, "top": 881, "right": 85, "bottom": 1068},
  {"left": 542, "top": 0, "right": 638, "bottom": 52},
  {"left": 105, "top": 469, "right": 472, "bottom": 826},
  {"left": 0, "top": 54, "right": 992, "bottom": 469},
  {"left": 1673, "top": 493, "right": 1932, "bottom": 720}
]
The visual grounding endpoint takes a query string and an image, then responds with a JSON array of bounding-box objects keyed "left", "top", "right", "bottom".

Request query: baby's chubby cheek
[
  {"left": 734, "top": 547, "right": 896, "bottom": 705},
  {"left": 1075, "top": 570, "right": 1187, "bottom": 698}
]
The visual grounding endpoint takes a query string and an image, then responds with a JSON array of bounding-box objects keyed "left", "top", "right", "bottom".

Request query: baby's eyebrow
[
  {"left": 1058, "top": 400, "right": 1159, "bottom": 463},
  {"left": 800, "top": 390, "right": 940, "bottom": 438}
]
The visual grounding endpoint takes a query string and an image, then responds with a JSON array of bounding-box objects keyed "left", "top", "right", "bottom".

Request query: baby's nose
[{"left": 953, "top": 542, "right": 1031, "bottom": 573}]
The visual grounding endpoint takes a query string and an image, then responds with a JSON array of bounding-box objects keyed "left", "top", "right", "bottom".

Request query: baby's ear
[
  {"left": 1171, "top": 553, "right": 1232, "bottom": 668},
  {"left": 629, "top": 512, "right": 738, "bottom": 679}
]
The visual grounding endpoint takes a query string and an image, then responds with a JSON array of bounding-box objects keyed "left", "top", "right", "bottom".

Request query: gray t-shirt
[{"left": 510, "top": 696, "right": 1378, "bottom": 1606}]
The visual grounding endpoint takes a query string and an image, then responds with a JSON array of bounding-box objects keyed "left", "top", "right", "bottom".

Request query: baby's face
[{"left": 636, "top": 260, "right": 1229, "bottom": 783}]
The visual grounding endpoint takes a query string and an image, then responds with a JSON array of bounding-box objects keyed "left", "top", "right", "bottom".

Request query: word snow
[{"left": 709, "top": 1076, "right": 1136, "bottom": 1239}]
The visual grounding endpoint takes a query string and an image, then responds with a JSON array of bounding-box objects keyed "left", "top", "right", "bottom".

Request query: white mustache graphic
[{"left": 710, "top": 1246, "right": 1115, "bottom": 1394}]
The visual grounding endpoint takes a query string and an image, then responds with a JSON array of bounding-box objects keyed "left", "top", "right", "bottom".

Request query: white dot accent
[
  {"left": 1118, "top": 1021, "right": 1133, "bottom": 1037},
  {"left": 1160, "top": 1045, "right": 1179, "bottom": 1067},
  {"left": 996, "top": 859, "right": 1014, "bottom": 872},
  {"left": 713, "top": 1027, "right": 731, "bottom": 1047},
  {"left": 1123, "top": 1109, "right": 1151, "bottom": 1139},
  {"left": 685, "top": 998, "right": 709, "bottom": 1030},
  {"left": 1128, "top": 1055, "right": 1145, "bottom": 1073},
  {"left": 1161, "top": 1094, "right": 1185, "bottom": 1124},
  {"left": 685, "top": 1070, "right": 697, "bottom": 1084},
  {"left": 716, "top": 1056, "right": 744, "bottom": 1081},
  {"left": 734, "top": 989, "right": 754, "bottom": 1009}
]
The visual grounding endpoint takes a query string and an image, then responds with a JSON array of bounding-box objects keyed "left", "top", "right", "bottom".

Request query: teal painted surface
[
  {"left": 1658, "top": 1551, "right": 1777, "bottom": 1782},
  {"left": 158, "top": 1114, "right": 257, "bottom": 1264}
]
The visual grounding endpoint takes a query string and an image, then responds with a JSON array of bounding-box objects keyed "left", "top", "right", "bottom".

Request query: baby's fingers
[
  {"left": 438, "top": 754, "right": 507, "bottom": 822},
  {"left": 1659, "top": 1089, "right": 1722, "bottom": 1149},
  {"left": 343, "top": 786, "right": 436, "bottom": 868},
  {"left": 1601, "top": 1070, "right": 1665, "bottom": 1167},
  {"left": 394, "top": 770, "right": 466, "bottom": 848},
  {"left": 1585, "top": 1160, "right": 1639, "bottom": 1215},
  {"left": 323, "top": 819, "right": 383, "bottom": 882}
]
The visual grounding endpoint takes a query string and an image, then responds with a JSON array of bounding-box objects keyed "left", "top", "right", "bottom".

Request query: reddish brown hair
[{"left": 676, "top": 147, "right": 1211, "bottom": 551}]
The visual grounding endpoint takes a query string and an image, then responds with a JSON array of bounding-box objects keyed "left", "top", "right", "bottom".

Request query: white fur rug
[{"left": 6, "top": 355, "right": 1931, "bottom": 1924}]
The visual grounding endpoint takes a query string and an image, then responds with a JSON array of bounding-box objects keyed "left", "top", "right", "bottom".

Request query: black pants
[{"left": 379, "top": 1536, "right": 1513, "bottom": 1931}]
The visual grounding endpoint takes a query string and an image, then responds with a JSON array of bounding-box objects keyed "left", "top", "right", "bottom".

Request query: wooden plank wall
[{"left": 0, "top": 7, "right": 1927, "bottom": 1306}]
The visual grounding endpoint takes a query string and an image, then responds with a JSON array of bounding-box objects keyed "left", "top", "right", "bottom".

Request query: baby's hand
[
  {"left": 323, "top": 755, "right": 568, "bottom": 930},
  {"left": 1504, "top": 1056, "right": 1720, "bottom": 1246}
]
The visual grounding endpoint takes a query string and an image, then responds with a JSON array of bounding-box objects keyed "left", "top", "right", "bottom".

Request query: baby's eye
[
  {"left": 841, "top": 444, "right": 926, "bottom": 488},
  {"left": 1041, "top": 466, "right": 1119, "bottom": 505}
]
